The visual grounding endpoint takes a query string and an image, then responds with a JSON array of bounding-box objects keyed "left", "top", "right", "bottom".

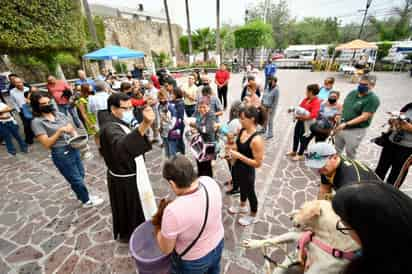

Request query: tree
[
  {"left": 179, "top": 36, "right": 190, "bottom": 55},
  {"left": 234, "top": 20, "right": 273, "bottom": 61},
  {"left": 193, "top": 28, "right": 216, "bottom": 61},
  {"left": 82, "top": 0, "right": 99, "bottom": 47},
  {"left": 289, "top": 17, "right": 340, "bottom": 45},
  {"left": 216, "top": 0, "right": 221, "bottom": 65},
  {"left": 184, "top": 0, "right": 193, "bottom": 63},
  {"left": 248, "top": 0, "right": 291, "bottom": 49},
  {"left": 163, "top": 0, "right": 176, "bottom": 66},
  {"left": 220, "top": 25, "right": 236, "bottom": 58}
]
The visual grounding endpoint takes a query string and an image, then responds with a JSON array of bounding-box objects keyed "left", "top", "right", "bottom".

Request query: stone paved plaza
[{"left": 0, "top": 70, "right": 411, "bottom": 274}]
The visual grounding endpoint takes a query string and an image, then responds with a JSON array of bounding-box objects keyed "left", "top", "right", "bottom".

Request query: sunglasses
[{"left": 336, "top": 220, "right": 353, "bottom": 235}]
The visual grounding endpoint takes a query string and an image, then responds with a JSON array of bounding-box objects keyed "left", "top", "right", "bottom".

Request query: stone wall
[{"left": 103, "top": 17, "right": 183, "bottom": 71}]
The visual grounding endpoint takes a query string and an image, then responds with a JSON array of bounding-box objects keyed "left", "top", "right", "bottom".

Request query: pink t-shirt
[
  {"left": 47, "top": 80, "right": 71, "bottom": 105},
  {"left": 161, "top": 176, "right": 224, "bottom": 260}
]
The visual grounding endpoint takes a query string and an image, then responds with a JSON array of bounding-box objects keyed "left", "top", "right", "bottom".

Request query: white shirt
[
  {"left": 10, "top": 87, "right": 29, "bottom": 112},
  {"left": 88, "top": 91, "right": 110, "bottom": 114},
  {"left": 0, "top": 102, "right": 15, "bottom": 123},
  {"left": 145, "top": 86, "right": 158, "bottom": 100}
]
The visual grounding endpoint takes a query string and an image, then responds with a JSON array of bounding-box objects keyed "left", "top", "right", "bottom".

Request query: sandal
[{"left": 286, "top": 151, "right": 297, "bottom": 157}]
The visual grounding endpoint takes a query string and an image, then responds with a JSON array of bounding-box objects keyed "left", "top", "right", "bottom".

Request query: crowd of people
[{"left": 1, "top": 60, "right": 412, "bottom": 274}]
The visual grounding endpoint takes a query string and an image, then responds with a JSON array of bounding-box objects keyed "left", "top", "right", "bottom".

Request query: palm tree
[
  {"left": 193, "top": 28, "right": 215, "bottom": 61},
  {"left": 216, "top": 0, "right": 221, "bottom": 65},
  {"left": 185, "top": 0, "right": 193, "bottom": 64},
  {"left": 163, "top": 0, "right": 176, "bottom": 66}
]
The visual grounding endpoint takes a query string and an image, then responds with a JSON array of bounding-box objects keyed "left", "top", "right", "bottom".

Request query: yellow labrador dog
[{"left": 243, "top": 200, "right": 359, "bottom": 274}]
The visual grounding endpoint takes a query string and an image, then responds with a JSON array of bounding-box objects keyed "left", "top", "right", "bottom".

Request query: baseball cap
[{"left": 305, "top": 142, "right": 337, "bottom": 169}]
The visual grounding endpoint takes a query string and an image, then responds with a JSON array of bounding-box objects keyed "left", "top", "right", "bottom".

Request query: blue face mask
[
  {"left": 358, "top": 84, "right": 369, "bottom": 94},
  {"left": 121, "top": 110, "right": 135, "bottom": 125}
]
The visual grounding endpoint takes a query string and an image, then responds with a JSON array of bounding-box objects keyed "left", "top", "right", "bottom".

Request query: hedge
[{"left": 0, "top": 0, "right": 83, "bottom": 54}]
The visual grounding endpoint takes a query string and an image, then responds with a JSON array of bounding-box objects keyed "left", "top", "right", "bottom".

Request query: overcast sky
[{"left": 89, "top": 0, "right": 401, "bottom": 32}]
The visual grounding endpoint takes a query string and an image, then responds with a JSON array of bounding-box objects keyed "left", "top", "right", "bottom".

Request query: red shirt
[
  {"left": 215, "top": 70, "right": 230, "bottom": 86},
  {"left": 151, "top": 75, "right": 161, "bottom": 89},
  {"left": 300, "top": 97, "right": 320, "bottom": 119},
  {"left": 47, "top": 80, "right": 71, "bottom": 105},
  {"left": 131, "top": 98, "right": 145, "bottom": 107}
]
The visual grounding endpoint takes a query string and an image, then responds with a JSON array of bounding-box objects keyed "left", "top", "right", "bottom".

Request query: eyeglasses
[
  {"left": 118, "top": 106, "right": 133, "bottom": 111},
  {"left": 336, "top": 220, "right": 353, "bottom": 235}
]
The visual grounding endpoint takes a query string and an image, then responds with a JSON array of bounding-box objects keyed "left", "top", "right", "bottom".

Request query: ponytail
[{"left": 239, "top": 105, "right": 267, "bottom": 126}]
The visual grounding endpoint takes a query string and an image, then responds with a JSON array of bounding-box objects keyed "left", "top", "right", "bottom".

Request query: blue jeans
[
  {"left": 168, "top": 139, "right": 178, "bottom": 158},
  {"left": 0, "top": 121, "right": 27, "bottom": 154},
  {"left": 51, "top": 146, "right": 90, "bottom": 203},
  {"left": 57, "top": 104, "right": 82, "bottom": 128},
  {"left": 171, "top": 239, "right": 224, "bottom": 274},
  {"left": 162, "top": 137, "right": 170, "bottom": 158}
]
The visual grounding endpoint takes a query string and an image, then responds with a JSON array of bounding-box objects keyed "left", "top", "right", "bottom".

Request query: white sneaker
[
  {"left": 238, "top": 215, "right": 258, "bottom": 226},
  {"left": 228, "top": 206, "right": 248, "bottom": 214},
  {"left": 83, "top": 196, "right": 104, "bottom": 208}
]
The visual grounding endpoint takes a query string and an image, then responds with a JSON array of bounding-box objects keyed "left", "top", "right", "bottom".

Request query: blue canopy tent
[
  {"left": 83, "top": 45, "right": 145, "bottom": 74},
  {"left": 83, "top": 45, "right": 145, "bottom": 60}
]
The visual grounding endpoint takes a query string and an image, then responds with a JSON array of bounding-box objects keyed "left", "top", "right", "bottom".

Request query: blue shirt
[
  {"left": 264, "top": 63, "right": 277, "bottom": 76},
  {"left": 75, "top": 79, "right": 96, "bottom": 91},
  {"left": 317, "top": 87, "right": 331, "bottom": 101}
]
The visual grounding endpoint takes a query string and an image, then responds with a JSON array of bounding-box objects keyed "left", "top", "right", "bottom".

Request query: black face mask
[
  {"left": 39, "top": 104, "right": 55, "bottom": 113},
  {"left": 328, "top": 98, "right": 337, "bottom": 104}
]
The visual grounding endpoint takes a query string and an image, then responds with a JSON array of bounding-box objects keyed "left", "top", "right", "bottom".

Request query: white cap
[{"left": 305, "top": 142, "right": 337, "bottom": 169}]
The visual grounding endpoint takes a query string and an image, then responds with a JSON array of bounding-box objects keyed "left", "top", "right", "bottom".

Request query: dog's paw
[{"left": 242, "top": 239, "right": 268, "bottom": 249}]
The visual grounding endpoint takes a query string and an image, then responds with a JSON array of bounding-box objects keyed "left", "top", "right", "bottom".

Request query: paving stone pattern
[{"left": 0, "top": 71, "right": 411, "bottom": 274}]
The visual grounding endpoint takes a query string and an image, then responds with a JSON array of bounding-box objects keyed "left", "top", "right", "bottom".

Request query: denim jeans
[
  {"left": 57, "top": 104, "right": 82, "bottom": 128},
  {"left": 162, "top": 137, "right": 170, "bottom": 158},
  {"left": 168, "top": 139, "right": 178, "bottom": 157},
  {"left": 171, "top": 239, "right": 224, "bottom": 274},
  {"left": 0, "top": 121, "right": 27, "bottom": 154},
  {"left": 51, "top": 146, "right": 90, "bottom": 203}
]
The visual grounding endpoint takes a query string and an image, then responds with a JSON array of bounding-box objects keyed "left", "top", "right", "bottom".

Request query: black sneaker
[{"left": 226, "top": 189, "right": 240, "bottom": 196}]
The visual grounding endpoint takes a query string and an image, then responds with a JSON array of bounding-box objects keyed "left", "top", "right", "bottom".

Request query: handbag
[
  {"left": 174, "top": 183, "right": 209, "bottom": 261},
  {"left": 371, "top": 131, "right": 391, "bottom": 147}
]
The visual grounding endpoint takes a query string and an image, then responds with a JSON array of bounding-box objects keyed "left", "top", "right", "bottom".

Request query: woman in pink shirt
[{"left": 156, "top": 155, "right": 224, "bottom": 274}]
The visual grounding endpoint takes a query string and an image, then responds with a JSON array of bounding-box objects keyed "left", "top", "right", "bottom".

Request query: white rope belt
[{"left": 108, "top": 169, "right": 136, "bottom": 178}]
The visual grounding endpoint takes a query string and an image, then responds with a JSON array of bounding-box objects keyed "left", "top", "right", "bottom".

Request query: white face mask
[{"left": 121, "top": 110, "right": 134, "bottom": 125}]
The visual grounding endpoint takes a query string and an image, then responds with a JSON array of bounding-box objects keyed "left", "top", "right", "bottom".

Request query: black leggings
[
  {"left": 375, "top": 141, "right": 412, "bottom": 185},
  {"left": 197, "top": 160, "right": 213, "bottom": 178},
  {"left": 238, "top": 174, "right": 257, "bottom": 213},
  {"left": 217, "top": 85, "right": 228, "bottom": 109},
  {"left": 293, "top": 121, "right": 309, "bottom": 155}
]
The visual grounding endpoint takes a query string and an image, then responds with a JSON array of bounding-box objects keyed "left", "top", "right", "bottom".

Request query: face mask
[
  {"left": 39, "top": 104, "right": 55, "bottom": 113},
  {"left": 358, "top": 84, "right": 369, "bottom": 94},
  {"left": 328, "top": 98, "right": 337, "bottom": 104},
  {"left": 121, "top": 110, "right": 134, "bottom": 125}
]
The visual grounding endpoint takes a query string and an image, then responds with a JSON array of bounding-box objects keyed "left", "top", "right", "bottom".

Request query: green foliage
[
  {"left": 234, "top": 20, "right": 273, "bottom": 49},
  {"left": 114, "top": 61, "right": 128, "bottom": 73},
  {"left": 82, "top": 16, "right": 106, "bottom": 51},
  {"left": 179, "top": 36, "right": 190, "bottom": 55},
  {"left": 377, "top": 42, "right": 393, "bottom": 61},
  {"left": 289, "top": 17, "right": 340, "bottom": 45},
  {"left": 193, "top": 28, "right": 216, "bottom": 61},
  {"left": 152, "top": 51, "right": 172, "bottom": 68},
  {"left": 0, "top": 0, "right": 83, "bottom": 54},
  {"left": 55, "top": 52, "right": 80, "bottom": 66},
  {"left": 220, "top": 25, "right": 236, "bottom": 54}
]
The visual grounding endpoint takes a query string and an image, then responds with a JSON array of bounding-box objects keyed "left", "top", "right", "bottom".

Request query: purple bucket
[{"left": 129, "top": 221, "right": 171, "bottom": 274}]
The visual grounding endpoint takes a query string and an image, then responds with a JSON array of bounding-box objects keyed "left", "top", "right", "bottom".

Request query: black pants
[
  {"left": 293, "top": 121, "right": 310, "bottom": 155},
  {"left": 375, "top": 141, "right": 412, "bottom": 185},
  {"left": 239, "top": 174, "right": 258, "bottom": 213},
  {"left": 227, "top": 160, "right": 239, "bottom": 190},
  {"left": 217, "top": 85, "right": 228, "bottom": 109},
  {"left": 197, "top": 160, "right": 213, "bottom": 178},
  {"left": 19, "top": 112, "right": 34, "bottom": 144}
]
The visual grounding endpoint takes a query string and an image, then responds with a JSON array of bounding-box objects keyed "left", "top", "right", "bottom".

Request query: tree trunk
[
  {"left": 55, "top": 63, "right": 66, "bottom": 81},
  {"left": 185, "top": 0, "right": 193, "bottom": 64},
  {"left": 216, "top": 0, "right": 221, "bottom": 65},
  {"left": 82, "top": 0, "right": 104, "bottom": 70},
  {"left": 164, "top": 0, "right": 176, "bottom": 67}
]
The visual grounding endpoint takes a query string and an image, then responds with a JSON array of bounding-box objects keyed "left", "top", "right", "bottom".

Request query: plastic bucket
[{"left": 129, "top": 221, "right": 171, "bottom": 274}]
